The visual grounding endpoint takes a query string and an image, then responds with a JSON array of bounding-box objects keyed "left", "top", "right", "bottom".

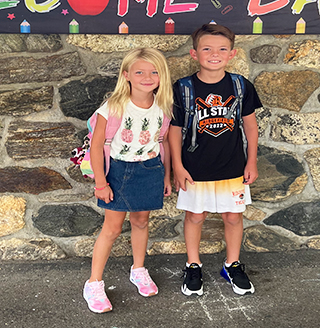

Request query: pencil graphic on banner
[
  {"left": 209, "top": 20, "right": 217, "bottom": 25},
  {"left": 252, "top": 17, "right": 263, "bottom": 34},
  {"left": 165, "top": 17, "right": 174, "bottom": 34},
  {"left": 20, "top": 20, "right": 30, "bottom": 33},
  {"left": 69, "top": 19, "right": 79, "bottom": 33},
  {"left": 119, "top": 22, "right": 128, "bottom": 34},
  {"left": 296, "top": 18, "right": 306, "bottom": 34}
]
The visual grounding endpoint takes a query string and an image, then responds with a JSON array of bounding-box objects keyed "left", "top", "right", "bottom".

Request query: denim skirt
[{"left": 98, "top": 155, "right": 165, "bottom": 212}]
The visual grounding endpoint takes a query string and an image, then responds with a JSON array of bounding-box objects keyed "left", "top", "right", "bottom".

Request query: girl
[{"left": 83, "top": 48, "right": 173, "bottom": 313}]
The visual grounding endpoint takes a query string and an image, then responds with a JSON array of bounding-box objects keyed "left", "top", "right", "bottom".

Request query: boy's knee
[
  {"left": 185, "top": 212, "right": 206, "bottom": 225},
  {"left": 222, "top": 212, "right": 242, "bottom": 225}
]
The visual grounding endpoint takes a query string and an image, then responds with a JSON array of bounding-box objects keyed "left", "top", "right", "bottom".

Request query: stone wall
[{"left": 0, "top": 33, "right": 320, "bottom": 260}]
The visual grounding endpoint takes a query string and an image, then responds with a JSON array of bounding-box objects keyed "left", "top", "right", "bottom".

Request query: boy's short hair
[{"left": 191, "top": 24, "right": 235, "bottom": 50}]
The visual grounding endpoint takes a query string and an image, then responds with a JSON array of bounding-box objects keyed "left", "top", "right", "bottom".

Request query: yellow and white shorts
[{"left": 176, "top": 176, "right": 251, "bottom": 214}]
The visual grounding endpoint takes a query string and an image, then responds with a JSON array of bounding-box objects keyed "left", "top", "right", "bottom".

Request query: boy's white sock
[
  {"left": 186, "top": 262, "right": 202, "bottom": 268},
  {"left": 225, "top": 260, "right": 240, "bottom": 267}
]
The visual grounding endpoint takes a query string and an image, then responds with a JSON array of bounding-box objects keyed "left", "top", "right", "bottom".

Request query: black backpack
[{"left": 178, "top": 73, "right": 247, "bottom": 160}]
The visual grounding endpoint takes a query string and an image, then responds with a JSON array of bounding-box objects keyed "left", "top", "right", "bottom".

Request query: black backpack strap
[
  {"left": 230, "top": 73, "right": 247, "bottom": 160},
  {"left": 178, "top": 76, "right": 199, "bottom": 152}
]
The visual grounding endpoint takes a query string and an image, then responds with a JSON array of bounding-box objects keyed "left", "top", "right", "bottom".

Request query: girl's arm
[
  {"left": 162, "top": 130, "right": 172, "bottom": 197},
  {"left": 168, "top": 125, "right": 194, "bottom": 192},
  {"left": 242, "top": 112, "right": 259, "bottom": 185},
  {"left": 90, "top": 114, "right": 114, "bottom": 203}
]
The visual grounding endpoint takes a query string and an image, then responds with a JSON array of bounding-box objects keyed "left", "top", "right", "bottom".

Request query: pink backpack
[{"left": 78, "top": 111, "right": 170, "bottom": 179}]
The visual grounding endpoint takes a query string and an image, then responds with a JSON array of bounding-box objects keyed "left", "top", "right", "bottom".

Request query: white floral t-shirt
[{"left": 96, "top": 99, "right": 164, "bottom": 162}]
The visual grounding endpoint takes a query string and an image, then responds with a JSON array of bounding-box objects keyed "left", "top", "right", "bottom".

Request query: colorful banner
[{"left": 0, "top": 0, "right": 319, "bottom": 35}]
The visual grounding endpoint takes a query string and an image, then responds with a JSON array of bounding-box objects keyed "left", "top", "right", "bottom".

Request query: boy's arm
[
  {"left": 162, "top": 130, "right": 172, "bottom": 197},
  {"left": 90, "top": 114, "right": 114, "bottom": 203},
  {"left": 242, "top": 112, "right": 259, "bottom": 185},
  {"left": 168, "top": 125, "right": 194, "bottom": 191}
]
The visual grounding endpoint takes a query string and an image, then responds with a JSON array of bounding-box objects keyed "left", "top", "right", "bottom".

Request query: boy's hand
[
  {"left": 173, "top": 166, "right": 194, "bottom": 192},
  {"left": 243, "top": 162, "right": 258, "bottom": 185},
  {"left": 95, "top": 186, "right": 114, "bottom": 203}
]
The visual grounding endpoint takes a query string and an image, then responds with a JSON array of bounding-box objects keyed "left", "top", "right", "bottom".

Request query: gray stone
[
  {"left": 0, "top": 238, "right": 66, "bottom": 260},
  {"left": 271, "top": 113, "right": 320, "bottom": 144},
  {"left": 243, "top": 225, "right": 301, "bottom": 252},
  {"left": 38, "top": 192, "right": 94, "bottom": 203},
  {"left": 304, "top": 147, "right": 320, "bottom": 191},
  {"left": 24, "top": 34, "right": 62, "bottom": 53},
  {"left": 148, "top": 216, "right": 179, "bottom": 239},
  {"left": 0, "top": 166, "right": 71, "bottom": 194},
  {"left": 0, "top": 35, "right": 27, "bottom": 53},
  {"left": 5, "top": 120, "right": 80, "bottom": 159},
  {"left": 0, "top": 52, "right": 86, "bottom": 85},
  {"left": 59, "top": 76, "right": 117, "bottom": 120},
  {"left": 32, "top": 204, "right": 104, "bottom": 237},
  {"left": 0, "top": 34, "right": 62, "bottom": 53},
  {"left": 251, "top": 146, "right": 307, "bottom": 201},
  {"left": 201, "top": 219, "right": 225, "bottom": 242},
  {"left": 254, "top": 70, "right": 320, "bottom": 111},
  {"left": 0, "top": 87, "right": 53, "bottom": 116},
  {"left": 264, "top": 201, "right": 320, "bottom": 236},
  {"left": 98, "top": 58, "right": 122, "bottom": 77},
  {"left": 250, "top": 45, "right": 282, "bottom": 64}
]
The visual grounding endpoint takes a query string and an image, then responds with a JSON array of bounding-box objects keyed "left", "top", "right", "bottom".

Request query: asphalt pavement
[{"left": 1, "top": 249, "right": 319, "bottom": 328}]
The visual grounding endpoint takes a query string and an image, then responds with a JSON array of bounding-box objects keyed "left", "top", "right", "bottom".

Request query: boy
[{"left": 169, "top": 24, "right": 262, "bottom": 296}]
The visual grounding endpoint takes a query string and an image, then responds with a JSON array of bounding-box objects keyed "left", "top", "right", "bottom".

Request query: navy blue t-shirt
[{"left": 171, "top": 72, "right": 262, "bottom": 181}]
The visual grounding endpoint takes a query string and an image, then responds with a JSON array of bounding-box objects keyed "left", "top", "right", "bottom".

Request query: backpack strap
[
  {"left": 103, "top": 114, "right": 122, "bottom": 176},
  {"left": 158, "top": 113, "right": 170, "bottom": 162},
  {"left": 178, "top": 76, "right": 198, "bottom": 152},
  {"left": 230, "top": 73, "right": 247, "bottom": 161}
]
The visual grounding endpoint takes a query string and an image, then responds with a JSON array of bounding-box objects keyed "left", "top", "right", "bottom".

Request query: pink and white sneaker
[
  {"left": 130, "top": 266, "right": 158, "bottom": 297},
  {"left": 83, "top": 280, "right": 112, "bottom": 313}
]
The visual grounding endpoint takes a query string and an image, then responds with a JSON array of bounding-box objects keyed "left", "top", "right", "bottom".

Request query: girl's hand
[
  {"left": 164, "top": 177, "right": 172, "bottom": 197},
  {"left": 94, "top": 186, "right": 114, "bottom": 203}
]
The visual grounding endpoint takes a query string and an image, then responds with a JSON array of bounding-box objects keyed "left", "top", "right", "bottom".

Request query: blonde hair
[{"left": 106, "top": 48, "right": 173, "bottom": 119}]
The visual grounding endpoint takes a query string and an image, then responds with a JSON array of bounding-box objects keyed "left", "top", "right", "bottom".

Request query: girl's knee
[
  {"left": 130, "top": 213, "right": 149, "bottom": 230},
  {"left": 100, "top": 227, "right": 122, "bottom": 241}
]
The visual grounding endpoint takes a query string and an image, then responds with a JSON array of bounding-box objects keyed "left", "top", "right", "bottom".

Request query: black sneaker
[
  {"left": 220, "top": 261, "right": 255, "bottom": 295},
  {"left": 181, "top": 263, "right": 203, "bottom": 296}
]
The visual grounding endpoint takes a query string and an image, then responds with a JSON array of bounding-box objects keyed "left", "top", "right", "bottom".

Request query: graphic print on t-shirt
[{"left": 196, "top": 93, "right": 237, "bottom": 137}]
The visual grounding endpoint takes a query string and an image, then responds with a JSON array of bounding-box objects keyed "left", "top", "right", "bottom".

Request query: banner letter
[
  {"left": 25, "top": 0, "right": 60, "bottom": 13},
  {"left": 163, "top": 0, "right": 199, "bottom": 14},
  {"left": 247, "top": 0, "right": 290, "bottom": 16}
]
